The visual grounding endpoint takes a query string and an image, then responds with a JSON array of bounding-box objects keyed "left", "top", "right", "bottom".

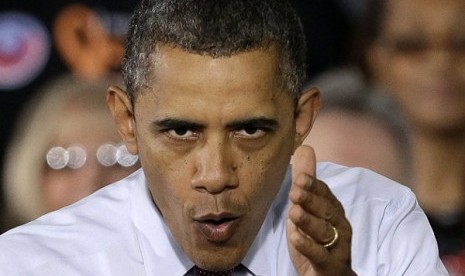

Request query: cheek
[
  {"left": 138, "top": 142, "right": 191, "bottom": 213},
  {"left": 386, "top": 58, "right": 418, "bottom": 93},
  {"left": 236, "top": 139, "right": 293, "bottom": 208}
]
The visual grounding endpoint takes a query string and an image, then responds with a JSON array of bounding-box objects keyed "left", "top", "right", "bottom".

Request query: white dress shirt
[{"left": 0, "top": 162, "right": 448, "bottom": 275}]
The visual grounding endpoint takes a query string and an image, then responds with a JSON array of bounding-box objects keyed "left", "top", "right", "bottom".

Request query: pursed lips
[{"left": 193, "top": 212, "right": 241, "bottom": 243}]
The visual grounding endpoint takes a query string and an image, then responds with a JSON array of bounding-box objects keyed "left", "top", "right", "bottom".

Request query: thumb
[{"left": 291, "top": 145, "right": 317, "bottom": 183}]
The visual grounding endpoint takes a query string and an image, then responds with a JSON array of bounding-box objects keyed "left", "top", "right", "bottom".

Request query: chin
[{"left": 190, "top": 243, "right": 247, "bottom": 271}]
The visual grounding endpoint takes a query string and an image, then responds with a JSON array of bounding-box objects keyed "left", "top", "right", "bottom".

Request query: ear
[
  {"left": 294, "top": 87, "right": 321, "bottom": 149},
  {"left": 53, "top": 3, "right": 113, "bottom": 80},
  {"left": 107, "top": 86, "right": 138, "bottom": 154}
]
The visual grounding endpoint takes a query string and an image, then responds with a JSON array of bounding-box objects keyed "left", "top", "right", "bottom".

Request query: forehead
[
  {"left": 149, "top": 45, "right": 280, "bottom": 89},
  {"left": 135, "top": 46, "right": 292, "bottom": 118},
  {"left": 383, "top": 0, "right": 465, "bottom": 33}
]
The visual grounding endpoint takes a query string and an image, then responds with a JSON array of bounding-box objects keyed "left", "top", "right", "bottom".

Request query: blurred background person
[
  {"left": 304, "top": 68, "right": 411, "bottom": 184},
  {"left": 52, "top": 2, "right": 130, "bottom": 81},
  {"left": 0, "top": 0, "right": 139, "bottom": 223},
  {"left": 2, "top": 75, "right": 139, "bottom": 231},
  {"left": 355, "top": 0, "right": 465, "bottom": 273}
]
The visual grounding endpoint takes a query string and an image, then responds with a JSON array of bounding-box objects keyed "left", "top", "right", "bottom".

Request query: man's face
[{"left": 112, "top": 46, "right": 316, "bottom": 270}]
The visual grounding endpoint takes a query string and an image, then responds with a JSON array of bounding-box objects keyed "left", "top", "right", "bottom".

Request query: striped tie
[{"left": 193, "top": 266, "right": 233, "bottom": 276}]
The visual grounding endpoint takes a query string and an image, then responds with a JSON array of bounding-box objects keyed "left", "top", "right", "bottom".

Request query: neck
[{"left": 411, "top": 127, "right": 465, "bottom": 216}]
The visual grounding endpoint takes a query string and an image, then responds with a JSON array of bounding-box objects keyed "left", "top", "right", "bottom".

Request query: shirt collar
[{"left": 131, "top": 171, "right": 193, "bottom": 275}]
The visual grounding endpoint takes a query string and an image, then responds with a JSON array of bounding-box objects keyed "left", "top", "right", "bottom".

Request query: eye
[
  {"left": 165, "top": 128, "right": 198, "bottom": 140},
  {"left": 235, "top": 128, "right": 267, "bottom": 139},
  {"left": 391, "top": 38, "right": 428, "bottom": 55}
]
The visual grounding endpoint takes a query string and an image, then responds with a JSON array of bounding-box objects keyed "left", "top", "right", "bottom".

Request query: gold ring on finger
[{"left": 323, "top": 225, "right": 339, "bottom": 249}]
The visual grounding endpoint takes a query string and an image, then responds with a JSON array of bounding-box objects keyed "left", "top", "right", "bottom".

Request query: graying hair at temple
[{"left": 122, "top": 0, "right": 307, "bottom": 104}]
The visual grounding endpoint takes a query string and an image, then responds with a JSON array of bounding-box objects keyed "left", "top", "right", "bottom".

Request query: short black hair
[{"left": 122, "top": 0, "right": 307, "bottom": 103}]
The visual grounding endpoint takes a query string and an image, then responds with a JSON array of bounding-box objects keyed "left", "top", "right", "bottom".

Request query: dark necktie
[{"left": 193, "top": 266, "right": 233, "bottom": 276}]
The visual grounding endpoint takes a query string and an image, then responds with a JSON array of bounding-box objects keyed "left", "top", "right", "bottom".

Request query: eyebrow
[
  {"left": 152, "top": 117, "right": 279, "bottom": 131},
  {"left": 152, "top": 119, "right": 204, "bottom": 131},
  {"left": 226, "top": 117, "right": 279, "bottom": 130}
]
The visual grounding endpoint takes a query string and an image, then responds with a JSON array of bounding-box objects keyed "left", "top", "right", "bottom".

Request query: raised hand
[{"left": 287, "top": 145, "right": 355, "bottom": 275}]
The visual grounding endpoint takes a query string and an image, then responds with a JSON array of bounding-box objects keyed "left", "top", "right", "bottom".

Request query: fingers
[
  {"left": 289, "top": 176, "right": 332, "bottom": 221},
  {"left": 288, "top": 145, "right": 347, "bottom": 250},
  {"left": 288, "top": 203, "right": 335, "bottom": 244},
  {"left": 287, "top": 218, "right": 329, "bottom": 264},
  {"left": 288, "top": 146, "right": 353, "bottom": 274},
  {"left": 291, "top": 145, "right": 334, "bottom": 221},
  {"left": 288, "top": 176, "right": 341, "bottom": 251},
  {"left": 290, "top": 174, "right": 343, "bottom": 223},
  {"left": 287, "top": 179, "right": 351, "bottom": 268}
]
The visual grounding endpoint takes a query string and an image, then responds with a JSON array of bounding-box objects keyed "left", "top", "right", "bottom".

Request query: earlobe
[
  {"left": 294, "top": 87, "right": 321, "bottom": 149},
  {"left": 107, "top": 86, "right": 138, "bottom": 154}
]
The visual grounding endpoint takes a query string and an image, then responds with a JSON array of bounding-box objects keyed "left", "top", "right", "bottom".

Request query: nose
[{"left": 191, "top": 137, "right": 238, "bottom": 194}]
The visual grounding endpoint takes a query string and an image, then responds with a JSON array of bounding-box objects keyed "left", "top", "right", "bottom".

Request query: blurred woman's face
[
  {"left": 41, "top": 107, "right": 139, "bottom": 213},
  {"left": 370, "top": 0, "right": 465, "bottom": 133}
]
